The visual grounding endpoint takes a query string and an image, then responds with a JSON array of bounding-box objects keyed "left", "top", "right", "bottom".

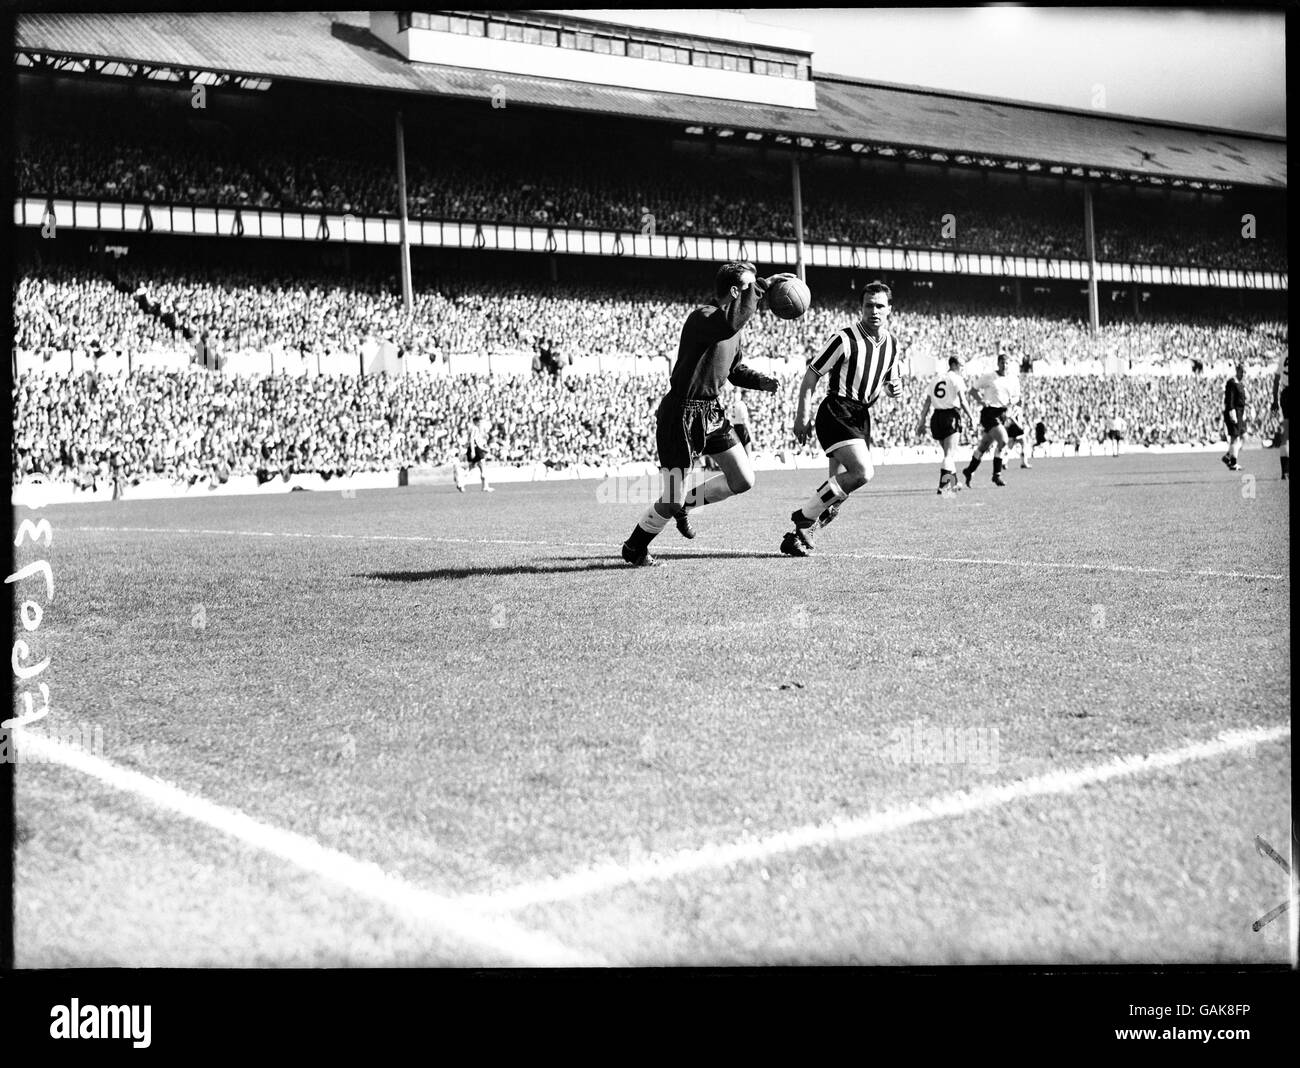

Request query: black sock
[
  {"left": 1282, "top": 457, "right": 1290, "bottom": 475},
  {"left": 938, "top": 470, "right": 947, "bottom": 487},
  {"left": 993, "top": 457, "right": 1004, "bottom": 476},
  {"left": 966, "top": 456, "right": 981, "bottom": 474},
  {"left": 625, "top": 523, "right": 655, "bottom": 552}
]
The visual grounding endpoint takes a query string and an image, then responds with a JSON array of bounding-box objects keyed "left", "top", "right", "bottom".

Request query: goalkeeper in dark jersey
[{"left": 621, "top": 261, "right": 789, "bottom": 567}]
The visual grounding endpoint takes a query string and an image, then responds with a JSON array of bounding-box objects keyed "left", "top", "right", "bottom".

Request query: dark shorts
[
  {"left": 656, "top": 395, "right": 738, "bottom": 471},
  {"left": 1223, "top": 408, "right": 1245, "bottom": 437},
  {"left": 466, "top": 447, "right": 486, "bottom": 464},
  {"left": 1282, "top": 386, "right": 1291, "bottom": 419},
  {"left": 1034, "top": 425, "right": 1048, "bottom": 446},
  {"left": 930, "top": 408, "right": 961, "bottom": 442},
  {"left": 816, "top": 395, "right": 872, "bottom": 453},
  {"left": 734, "top": 424, "right": 751, "bottom": 451},
  {"left": 1106, "top": 430, "right": 1124, "bottom": 442},
  {"left": 1006, "top": 420, "right": 1025, "bottom": 441},
  {"left": 979, "top": 406, "right": 1008, "bottom": 432}
]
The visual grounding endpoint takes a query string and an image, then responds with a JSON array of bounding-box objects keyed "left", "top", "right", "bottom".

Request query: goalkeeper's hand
[
  {"left": 885, "top": 378, "right": 903, "bottom": 399},
  {"left": 756, "top": 274, "right": 796, "bottom": 311}
]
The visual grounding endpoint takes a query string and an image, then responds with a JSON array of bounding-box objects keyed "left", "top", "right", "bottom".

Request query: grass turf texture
[{"left": 13, "top": 451, "right": 1291, "bottom": 965}]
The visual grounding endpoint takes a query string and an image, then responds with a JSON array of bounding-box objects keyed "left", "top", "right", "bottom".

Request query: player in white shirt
[
  {"left": 1104, "top": 412, "right": 1128, "bottom": 458},
  {"left": 1271, "top": 350, "right": 1289, "bottom": 480},
  {"left": 962, "top": 352, "right": 1021, "bottom": 487},
  {"left": 727, "top": 391, "right": 752, "bottom": 453},
  {"left": 454, "top": 414, "right": 494, "bottom": 493},
  {"left": 1004, "top": 409, "right": 1034, "bottom": 468},
  {"left": 915, "top": 355, "right": 974, "bottom": 494}
]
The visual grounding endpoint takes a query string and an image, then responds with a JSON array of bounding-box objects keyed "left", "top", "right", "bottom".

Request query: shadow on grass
[{"left": 358, "top": 550, "right": 779, "bottom": 581}]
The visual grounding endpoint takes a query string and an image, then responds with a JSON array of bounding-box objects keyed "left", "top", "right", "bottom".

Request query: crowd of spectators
[
  {"left": 21, "top": 265, "right": 1285, "bottom": 379},
  {"left": 14, "top": 266, "right": 190, "bottom": 364},
  {"left": 12, "top": 364, "right": 1283, "bottom": 490},
  {"left": 17, "top": 117, "right": 1286, "bottom": 271}
]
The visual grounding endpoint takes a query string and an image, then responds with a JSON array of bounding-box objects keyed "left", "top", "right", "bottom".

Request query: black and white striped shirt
[{"left": 808, "top": 323, "right": 900, "bottom": 405}]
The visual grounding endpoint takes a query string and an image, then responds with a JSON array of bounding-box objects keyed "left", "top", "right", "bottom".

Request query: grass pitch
[{"left": 12, "top": 450, "right": 1291, "bottom": 965}]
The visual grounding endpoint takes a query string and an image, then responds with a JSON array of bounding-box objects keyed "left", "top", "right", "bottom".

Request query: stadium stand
[
  {"left": 16, "top": 119, "right": 1287, "bottom": 271},
  {"left": 10, "top": 11, "right": 1288, "bottom": 495},
  {"left": 12, "top": 364, "right": 1281, "bottom": 490}
]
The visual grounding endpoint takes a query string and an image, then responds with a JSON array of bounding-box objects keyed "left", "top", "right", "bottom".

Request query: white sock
[
  {"left": 636, "top": 506, "right": 672, "bottom": 535},
  {"left": 800, "top": 476, "right": 848, "bottom": 521}
]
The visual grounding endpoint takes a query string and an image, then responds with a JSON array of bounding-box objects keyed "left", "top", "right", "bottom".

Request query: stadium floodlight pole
[
  {"left": 1083, "top": 183, "right": 1100, "bottom": 336},
  {"left": 790, "top": 155, "right": 806, "bottom": 283},
  {"left": 395, "top": 110, "right": 414, "bottom": 316}
]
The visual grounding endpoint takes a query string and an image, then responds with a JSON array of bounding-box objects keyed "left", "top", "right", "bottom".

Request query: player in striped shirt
[
  {"left": 962, "top": 352, "right": 1021, "bottom": 487},
  {"left": 779, "top": 282, "right": 903, "bottom": 556},
  {"left": 915, "top": 355, "right": 973, "bottom": 494},
  {"left": 1271, "top": 349, "right": 1289, "bottom": 480}
]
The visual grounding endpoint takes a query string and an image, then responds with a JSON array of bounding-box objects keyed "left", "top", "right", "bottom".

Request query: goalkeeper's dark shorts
[{"left": 656, "top": 394, "right": 738, "bottom": 470}]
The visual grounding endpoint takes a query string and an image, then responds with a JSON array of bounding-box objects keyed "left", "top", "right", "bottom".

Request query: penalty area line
[
  {"left": 13, "top": 728, "right": 603, "bottom": 967},
  {"left": 65, "top": 525, "right": 1286, "bottom": 582},
  {"left": 457, "top": 725, "right": 1290, "bottom": 914}
]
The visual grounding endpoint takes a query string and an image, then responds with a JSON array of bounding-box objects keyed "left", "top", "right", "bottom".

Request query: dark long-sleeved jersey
[
  {"left": 1224, "top": 377, "right": 1246, "bottom": 412},
  {"left": 667, "top": 283, "right": 778, "bottom": 399}
]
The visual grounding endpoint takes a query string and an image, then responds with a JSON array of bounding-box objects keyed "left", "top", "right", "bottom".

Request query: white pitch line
[
  {"left": 13, "top": 728, "right": 603, "bottom": 967},
  {"left": 62, "top": 525, "right": 1286, "bottom": 581},
  {"left": 456, "top": 725, "right": 1290, "bottom": 914}
]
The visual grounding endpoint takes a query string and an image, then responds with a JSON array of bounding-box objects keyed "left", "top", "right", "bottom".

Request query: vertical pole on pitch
[
  {"left": 1083, "top": 183, "right": 1100, "bottom": 336},
  {"left": 791, "top": 155, "right": 806, "bottom": 283},
  {"left": 395, "top": 110, "right": 414, "bottom": 315}
]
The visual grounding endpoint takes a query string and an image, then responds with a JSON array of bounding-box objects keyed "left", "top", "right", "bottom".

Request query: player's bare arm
[{"left": 792, "top": 366, "right": 821, "bottom": 444}]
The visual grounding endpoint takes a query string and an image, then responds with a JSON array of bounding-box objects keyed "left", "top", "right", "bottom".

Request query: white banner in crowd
[{"left": 12, "top": 346, "right": 1271, "bottom": 382}]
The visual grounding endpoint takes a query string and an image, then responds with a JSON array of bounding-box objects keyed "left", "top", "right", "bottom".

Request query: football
[{"left": 766, "top": 275, "right": 811, "bottom": 320}]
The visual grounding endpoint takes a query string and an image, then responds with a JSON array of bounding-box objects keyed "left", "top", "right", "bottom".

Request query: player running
[
  {"left": 620, "top": 262, "right": 785, "bottom": 567},
  {"left": 1222, "top": 363, "right": 1247, "bottom": 471},
  {"left": 454, "top": 414, "right": 494, "bottom": 493},
  {"left": 779, "top": 282, "right": 902, "bottom": 556},
  {"left": 962, "top": 352, "right": 1021, "bottom": 487},
  {"left": 1272, "top": 350, "right": 1289, "bottom": 480},
  {"left": 1005, "top": 409, "right": 1033, "bottom": 468},
  {"left": 915, "top": 355, "right": 973, "bottom": 494}
]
